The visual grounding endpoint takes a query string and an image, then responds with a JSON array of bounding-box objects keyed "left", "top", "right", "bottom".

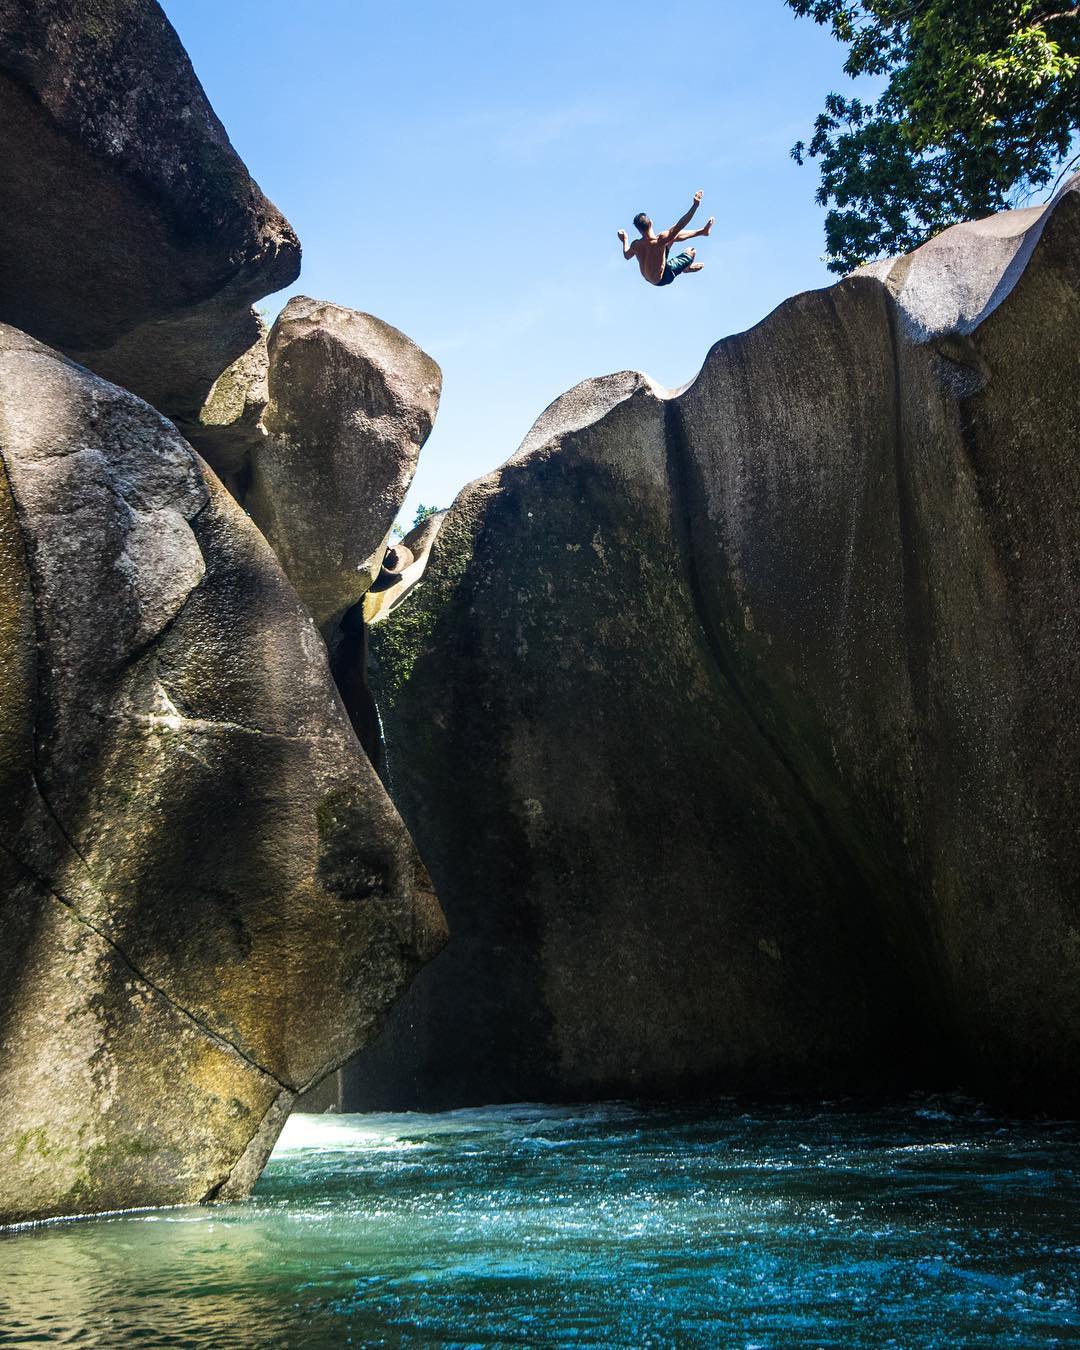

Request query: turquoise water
[{"left": 1, "top": 1098, "right": 1077, "bottom": 1347}]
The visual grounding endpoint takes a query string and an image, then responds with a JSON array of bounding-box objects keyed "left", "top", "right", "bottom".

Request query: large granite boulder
[
  {"left": 245, "top": 297, "right": 442, "bottom": 636},
  {"left": 0, "top": 325, "right": 446, "bottom": 1225},
  {"left": 0, "top": 0, "right": 300, "bottom": 442},
  {"left": 193, "top": 328, "right": 271, "bottom": 489},
  {"left": 349, "top": 175, "right": 1080, "bottom": 1113}
]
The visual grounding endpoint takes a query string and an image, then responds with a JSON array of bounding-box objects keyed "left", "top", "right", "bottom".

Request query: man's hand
[
  {"left": 617, "top": 229, "right": 628, "bottom": 242},
  {"left": 693, "top": 190, "right": 703, "bottom": 205}
]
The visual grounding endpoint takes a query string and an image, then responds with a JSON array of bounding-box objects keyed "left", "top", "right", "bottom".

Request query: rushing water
[{"left": 1, "top": 1098, "right": 1077, "bottom": 1348}]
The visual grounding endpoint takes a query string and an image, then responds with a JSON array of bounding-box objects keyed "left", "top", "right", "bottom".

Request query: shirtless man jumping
[{"left": 618, "top": 190, "right": 714, "bottom": 287}]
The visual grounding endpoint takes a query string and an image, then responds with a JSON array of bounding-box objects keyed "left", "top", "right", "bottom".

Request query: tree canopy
[{"left": 787, "top": 1, "right": 1080, "bottom": 272}]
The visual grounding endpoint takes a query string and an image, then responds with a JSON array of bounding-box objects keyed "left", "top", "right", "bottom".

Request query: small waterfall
[{"left": 371, "top": 691, "right": 396, "bottom": 799}]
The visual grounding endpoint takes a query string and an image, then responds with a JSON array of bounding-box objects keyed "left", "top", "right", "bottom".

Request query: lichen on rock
[{"left": 0, "top": 325, "right": 446, "bottom": 1225}]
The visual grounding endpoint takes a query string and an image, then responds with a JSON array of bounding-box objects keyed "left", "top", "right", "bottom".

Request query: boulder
[
  {"left": 364, "top": 511, "right": 447, "bottom": 625},
  {"left": 347, "top": 176, "right": 1080, "bottom": 1112},
  {"left": 247, "top": 296, "right": 442, "bottom": 635},
  {"left": 0, "top": 0, "right": 300, "bottom": 439},
  {"left": 0, "top": 324, "right": 446, "bottom": 1225},
  {"left": 193, "top": 329, "right": 271, "bottom": 488}
]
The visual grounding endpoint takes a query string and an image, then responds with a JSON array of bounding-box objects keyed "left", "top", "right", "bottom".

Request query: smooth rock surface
[
  {"left": 0, "top": 325, "right": 446, "bottom": 1225},
  {"left": 248, "top": 296, "right": 442, "bottom": 635},
  {"left": 348, "top": 177, "right": 1080, "bottom": 1112},
  {"left": 0, "top": 0, "right": 300, "bottom": 437}
]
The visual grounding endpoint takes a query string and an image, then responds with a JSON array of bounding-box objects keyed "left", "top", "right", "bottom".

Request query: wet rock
[
  {"left": 0, "top": 325, "right": 446, "bottom": 1225},
  {"left": 348, "top": 176, "right": 1080, "bottom": 1113},
  {"left": 247, "top": 296, "right": 441, "bottom": 635},
  {"left": 0, "top": 0, "right": 300, "bottom": 436}
]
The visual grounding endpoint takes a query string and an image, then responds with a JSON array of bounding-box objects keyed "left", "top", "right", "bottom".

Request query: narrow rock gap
[{"left": 328, "top": 602, "right": 385, "bottom": 771}]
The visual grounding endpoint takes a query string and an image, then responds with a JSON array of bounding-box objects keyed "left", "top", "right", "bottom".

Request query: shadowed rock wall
[
  {"left": 349, "top": 177, "right": 1080, "bottom": 1113},
  {"left": 0, "top": 0, "right": 300, "bottom": 437}
]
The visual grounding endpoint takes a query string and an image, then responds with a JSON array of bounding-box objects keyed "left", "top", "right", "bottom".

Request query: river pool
[{"left": 1, "top": 1097, "right": 1077, "bottom": 1347}]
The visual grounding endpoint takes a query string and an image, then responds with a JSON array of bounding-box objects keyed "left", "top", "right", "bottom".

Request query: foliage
[
  {"left": 390, "top": 503, "right": 442, "bottom": 542},
  {"left": 371, "top": 509, "right": 470, "bottom": 711},
  {"left": 787, "top": 1, "right": 1080, "bottom": 271}
]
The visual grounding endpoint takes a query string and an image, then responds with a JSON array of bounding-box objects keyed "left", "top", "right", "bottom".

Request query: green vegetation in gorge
[
  {"left": 788, "top": 0, "right": 1080, "bottom": 270},
  {"left": 391, "top": 502, "right": 442, "bottom": 541}
]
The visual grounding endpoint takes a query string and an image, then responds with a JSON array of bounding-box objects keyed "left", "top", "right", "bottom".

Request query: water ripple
[{"left": 0, "top": 1096, "right": 1077, "bottom": 1347}]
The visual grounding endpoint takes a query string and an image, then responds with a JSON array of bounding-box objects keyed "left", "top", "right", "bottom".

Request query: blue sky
[{"left": 164, "top": 0, "right": 862, "bottom": 521}]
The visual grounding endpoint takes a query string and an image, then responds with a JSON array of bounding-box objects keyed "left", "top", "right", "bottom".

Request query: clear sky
[{"left": 163, "top": 0, "right": 863, "bottom": 523}]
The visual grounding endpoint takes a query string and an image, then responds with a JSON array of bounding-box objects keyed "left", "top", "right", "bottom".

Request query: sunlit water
[{"left": 1, "top": 1098, "right": 1077, "bottom": 1347}]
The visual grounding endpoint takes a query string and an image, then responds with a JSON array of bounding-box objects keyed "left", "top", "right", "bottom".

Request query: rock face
[
  {"left": 349, "top": 176, "right": 1080, "bottom": 1113},
  {"left": 0, "top": 0, "right": 300, "bottom": 440},
  {"left": 194, "top": 330, "right": 271, "bottom": 488},
  {"left": 0, "top": 325, "right": 446, "bottom": 1225},
  {"left": 246, "top": 297, "right": 442, "bottom": 636},
  {"left": 188, "top": 298, "right": 442, "bottom": 645}
]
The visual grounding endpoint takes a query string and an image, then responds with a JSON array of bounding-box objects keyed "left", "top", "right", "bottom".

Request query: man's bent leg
[{"left": 665, "top": 249, "right": 697, "bottom": 281}]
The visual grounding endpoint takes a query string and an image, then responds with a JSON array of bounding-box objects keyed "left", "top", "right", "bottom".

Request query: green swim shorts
[{"left": 657, "top": 251, "right": 694, "bottom": 286}]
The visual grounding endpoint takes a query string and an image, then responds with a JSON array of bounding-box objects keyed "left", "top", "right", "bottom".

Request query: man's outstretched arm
[{"left": 659, "top": 190, "right": 702, "bottom": 243}]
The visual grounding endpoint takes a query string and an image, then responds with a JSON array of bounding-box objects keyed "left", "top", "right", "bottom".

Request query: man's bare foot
[
  {"left": 687, "top": 263, "right": 704, "bottom": 273},
  {"left": 702, "top": 216, "right": 715, "bottom": 236}
]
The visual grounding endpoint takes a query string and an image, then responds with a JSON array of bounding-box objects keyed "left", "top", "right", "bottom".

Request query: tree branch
[{"left": 1036, "top": 5, "right": 1080, "bottom": 23}]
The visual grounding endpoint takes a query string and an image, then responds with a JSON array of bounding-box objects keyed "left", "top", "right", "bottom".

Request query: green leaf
[{"left": 786, "top": 0, "right": 1080, "bottom": 271}]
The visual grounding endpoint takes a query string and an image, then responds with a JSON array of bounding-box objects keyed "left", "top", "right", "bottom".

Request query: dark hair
[{"left": 633, "top": 212, "right": 649, "bottom": 233}]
